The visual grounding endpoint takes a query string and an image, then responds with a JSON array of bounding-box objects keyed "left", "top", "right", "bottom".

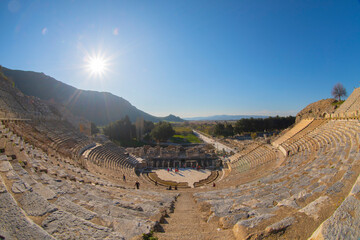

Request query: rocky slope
[
  {"left": 295, "top": 98, "right": 337, "bottom": 123},
  {"left": 2, "top": 67, "right": 183, "bottom": 125}
]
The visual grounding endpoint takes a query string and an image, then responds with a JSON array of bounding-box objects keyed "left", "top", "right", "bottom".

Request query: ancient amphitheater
[{"left": 0, "top": 73, "right": 359, "bottom": 240}]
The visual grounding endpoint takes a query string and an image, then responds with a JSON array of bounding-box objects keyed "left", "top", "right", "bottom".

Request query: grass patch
[
  {"left": 170, "top": 133, "right": 201, "bottom": 144},
  {"left": 172, "top": 125, "right": 193, "bottom": 133},
  {"left": 142, "top": 230, "right": 158, "bottom": 240},
  {"left": 332, "top": 100, "right": 345, "bottom": 106},
  {"left": 170, "top": 126, "right": 201, "bottom": 143}
]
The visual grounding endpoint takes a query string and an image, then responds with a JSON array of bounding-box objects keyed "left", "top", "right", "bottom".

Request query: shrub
[{"left": 142, "top": 230, "right": 158, "bottom": 240}]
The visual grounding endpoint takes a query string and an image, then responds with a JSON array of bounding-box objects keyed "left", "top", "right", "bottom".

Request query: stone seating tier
[
  {"left": 272, "top": 118, "right": 313, "bottom": 147},
  {"left": 194, "top": 119, "right": 360, "bottom": 239},
  {"left": 335, "top": 87, "right": 360, "bottom": 114},
  {"left": 230, "top": 144, "right": 277, "bottom": 173},
  {"left": 0, "top": 125, "right": 178, "bottom": 239}
]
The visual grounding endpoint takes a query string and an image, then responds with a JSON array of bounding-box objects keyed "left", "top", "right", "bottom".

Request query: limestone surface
[
  {"left": 265, "top": 216, "right": 295, "bottom": 234},
  {"left": 0, "top": 188, "right": 55, "bottom": 240},
  {"left": 0, "top": 161, "right": 12, "bottom": 172},
  {"left": 42, "top": 210, "right": 116, "bottom": 240},
  {"left": 55, "top": 196, "right": 96, "bottom": 220},
  {"left": 18, "top": 191, "right": 58, "bottom": 216},
  {"left": 32, "top": 182, "right": 57, "bottom": 200},
  {"left": 11, "top": 180, "right": 31, "bottom": 193},
  {"left": 310, "top": 196, "right": 360, "bottom": 240},
  {"left": 299, "top": 196, "right": 329, "bottom": 219}
]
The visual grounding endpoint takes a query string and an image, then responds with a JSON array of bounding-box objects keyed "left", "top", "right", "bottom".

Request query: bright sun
[
  {"left": 85, "top": 53, "right": 109, "bottom": 77},
  {"left": 89, "top": 57, "right": 105, "bottom": 74}
]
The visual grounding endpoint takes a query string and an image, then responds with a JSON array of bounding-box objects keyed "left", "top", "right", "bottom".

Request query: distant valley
[{"left": 185, "top": 114, "right": 269, "bottom": 121}]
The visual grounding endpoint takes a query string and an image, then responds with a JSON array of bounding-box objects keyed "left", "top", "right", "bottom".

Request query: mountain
[
  {"left": 184, "top": 114, "right": 269, "bottom": 121},
  {"left": 158, "top": 114, "right": 184, "bottom": 122},
  {"left": 2, "top": 67, "right": 184, "bottom": 125}
]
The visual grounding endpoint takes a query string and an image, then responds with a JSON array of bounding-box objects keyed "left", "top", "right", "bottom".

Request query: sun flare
[
  {"left": 85, "top": 53, "right": 109, "bottom": 77},
  {"left": 89, "top": 57, "right": 105, "bottom": 74}
]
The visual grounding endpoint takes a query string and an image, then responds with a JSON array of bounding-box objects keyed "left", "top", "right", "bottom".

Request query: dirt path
[{"left": 154, "top": 192, "right": 235, "bottom": 240}]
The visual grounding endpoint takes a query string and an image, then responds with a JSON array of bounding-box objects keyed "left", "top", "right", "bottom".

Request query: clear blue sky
[{"left": 1, "top": 0, "right": 360, "bottom": 118}]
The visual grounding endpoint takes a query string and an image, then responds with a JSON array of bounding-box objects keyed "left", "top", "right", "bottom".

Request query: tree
[
  {"left": 332, "top": 83, "right": 347, "bottom": 101},
  {"left": 150, "top": 122, "right": 175, "bottom": 143},
  {"left": 234, "top": 116, "right": 295, "bottom": 134},
  {"left": 224, "top": 123, "right": 234, "bottom": 137},
  {"left": 90, "top": 122, "right": 99, "bottom": 135},
  {"left": 213, "top": 122, "right": 234, "bottom": 137},
  {"left": 103, "top": 115, "right": 135, "bottom": 142},
  {"left": 214, "top": 123, "right": 225, "bottom": 136},
  {"left": 144, "top": 120, "right": 155, "bottom": 134}
]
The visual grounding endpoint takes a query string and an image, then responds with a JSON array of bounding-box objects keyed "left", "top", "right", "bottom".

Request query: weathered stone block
[
  {"left": 0, "top": 161, "right": 12, "bottom": 172},
  {"left": 18, "top": 191, "right": 58, "bottom": 216},
  {"left": 299, "top": 196, "right": 329, "bottom": 219},
  {"left": 265, "top": 216, "right": 295, "bottom": 234}
]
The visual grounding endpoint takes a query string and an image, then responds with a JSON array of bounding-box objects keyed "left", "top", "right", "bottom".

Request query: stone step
[
  {"left": 18, "top": 191, "right": 58, "bottom": 216},
  {"left": 41, "top": 210, "right": 120, "bottom": 240},
  {"left": 0, "top": 175, "right": 56, "bottom": 240},
  {"left": 156, "top": 230, "right": 232, "bottom": 240},
  {"left": 55, "top": 196, "right": 96, "bottom": 220},
  {"left": 161, "top": 223, "right": 209, "bottom": 232}
]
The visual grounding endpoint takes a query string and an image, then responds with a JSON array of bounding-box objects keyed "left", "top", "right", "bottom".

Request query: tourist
[
  {"left": 123, "top": 174, "right": 126, "bottom": 182},
  {"left": 167, "top": 168, "right": 169, "bottom": 172},
  {"left": 155, "top": 181, "right": 158, "bottom": 186},
  {"left": 135, "top": 181, "right": 140, "bottom": 189},
  {"left": 174, "top": 185, "right": 177, "bottom": 190},
  {"left": 213, "top": 182, "right": 216, "bottom": 187},
  {"left": 168, "top": 186, "right": 172, "bottom": 190}
]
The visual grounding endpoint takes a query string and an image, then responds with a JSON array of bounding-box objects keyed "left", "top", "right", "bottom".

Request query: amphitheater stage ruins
[
  {"left": 126, "top": 144, "right": 221, "bottom": 169},
  {"left": 154, "top": 168, "right": 212, "bottom": 188},
  {"left": 0, "top": 72, "right": 360, "bottom": 240}
]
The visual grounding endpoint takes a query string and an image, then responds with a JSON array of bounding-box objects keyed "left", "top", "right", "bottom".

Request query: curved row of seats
[
  {"left": 4, "top": 118, "right": 143, "bottom": 186},
  {"left": 146, "top": 172, "right": 190, "bottom": 188},
  {"left": 272, "top": 118, "right": 313, "bottom": 147},
  {"left": 0, "top": 122, "right": 177, "bottom": 239},
  {"left": 280, "top": 119, "right": 327, "bottom": 155},
  {"left": 194, "top": 119, "right": 360, "bottom": 239},
  {"left": 193, "top": 171, "right": 219, "bottom": 187},
  {"left": 228, "top": 142, "right": 261, "bottom": 163},
  {"left": 85, "top": 143, "right": 139, "bottom": 179},
  {"left": 229, "top": 144, "right": 277, "bottom": 173}
]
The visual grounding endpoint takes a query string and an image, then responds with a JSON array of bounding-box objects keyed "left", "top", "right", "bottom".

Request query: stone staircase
[{"left": 154, "top": 192, "right": 234, "bottom": 240}]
